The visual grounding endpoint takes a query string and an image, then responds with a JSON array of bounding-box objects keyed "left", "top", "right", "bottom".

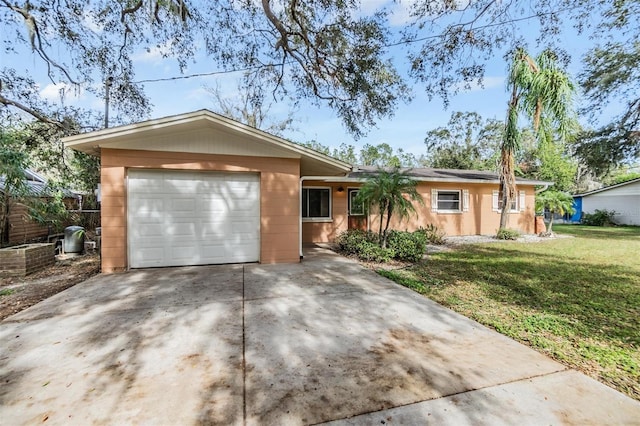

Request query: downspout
[{"left": 299, "top": 176, "right": 304, "bottom": 259}]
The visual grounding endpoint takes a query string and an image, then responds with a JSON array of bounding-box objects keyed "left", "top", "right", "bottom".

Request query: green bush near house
[
  {"left": 357, "top": 241, "right": 395, "bottom": 263},
  {"left": 582, "top": 209, "right": 617, "bottom": 226},
  {"left": 416, "top": 224, "right": 446, "bottom": 245},
  {"left": 336, "top": 228, "right": 427, "bottom": 263},
  {"left": 335, "top": 229, "right": 378, "bottom": 254},
  {"left": 387, "top": 230, "right": 427, "bottom": 262},
  {"left": 496, "top": 228, "right": 521, "bottom": 240}
]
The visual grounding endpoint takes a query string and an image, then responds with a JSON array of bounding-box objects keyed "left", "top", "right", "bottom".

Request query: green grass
[
  {"left": 0, "top": 288, "right": 16, "bottom": 296},
  {"left": 378, "top": 224, "right": 640, "bottom": 400}
]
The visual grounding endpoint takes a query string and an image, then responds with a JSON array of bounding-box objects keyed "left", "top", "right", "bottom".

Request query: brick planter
[{"left": 0, "top": 243, "right": 55, "bottom": 277}]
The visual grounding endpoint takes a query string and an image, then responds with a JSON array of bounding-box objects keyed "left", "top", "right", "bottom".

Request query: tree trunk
[
  {"left": 377, "top": 200, "right": 386, "bottom": 245},
  {"left": 0, "top": 193, "right": 10, "bottom": 245},
  {"left": 381, "top": 202, "right": 394, "bottom": 248},
  {"left": 548, "top": 215, "right": 554, "bottom": 233},
  {"left": 499, "top": 148, "right": 516, "bottom": 231}
]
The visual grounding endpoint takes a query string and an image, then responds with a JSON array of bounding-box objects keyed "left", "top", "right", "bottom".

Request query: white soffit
[{"left": 62, "top": 110, "right": 351, "bottom": 176}]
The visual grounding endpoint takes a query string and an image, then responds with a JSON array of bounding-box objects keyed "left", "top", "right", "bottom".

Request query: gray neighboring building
[{"left": 572, "top": 178, "right": 640, "bottom": 225}]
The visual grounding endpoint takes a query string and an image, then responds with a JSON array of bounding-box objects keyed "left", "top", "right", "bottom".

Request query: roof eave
[
  {"left": 62, "top": 109, "right": 352, "bottom": 173},
  {"left": 304, "top": 176, "right": 554, "bottom": 186}
]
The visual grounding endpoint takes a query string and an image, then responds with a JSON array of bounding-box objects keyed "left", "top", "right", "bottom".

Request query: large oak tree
[{"left": 1, "top": 0, "right": 638, "bottom": 153}]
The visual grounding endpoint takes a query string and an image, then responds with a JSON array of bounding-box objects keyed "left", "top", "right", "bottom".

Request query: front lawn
[{"left": 378, "top": 225, "right": 640, "bottom": 400}]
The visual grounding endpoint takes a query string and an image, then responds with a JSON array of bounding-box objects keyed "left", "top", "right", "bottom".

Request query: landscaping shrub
[
  {"left": 387, "top": 230, "right": 427, "bottom": 262},
  {"left": 496, "top": 228, "right": 521, "bottom": 240},
  {"left": 335, "top": 229, "right": 377, "bottom": 254},
  {"left": 357, "top": 241, "right": 395, "bottom": 262},
  {"left": 582, "top": 209, "right": 617, "bottom": 226},
  {"left": 416, "top": 224, "right": 446, "bottom": 245},
  {"left": 337, "top": 229, "right": 422, "bottom": 263}
]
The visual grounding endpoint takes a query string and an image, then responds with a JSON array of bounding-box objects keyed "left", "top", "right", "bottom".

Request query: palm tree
[
  {"left": 535, "top": 190, "right": 575, "bottom": 233},
  {"left": 499, "top": 48, "right": 577, "bottom": 231},
  {"left": 355, "top": 167, "right": 424, "bottom": 248}
]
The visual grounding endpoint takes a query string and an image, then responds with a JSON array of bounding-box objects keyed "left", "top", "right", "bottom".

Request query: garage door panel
[
  {"left": 199, "top": 244, "right": 227, "bottom": 259},
  {"left": 136, "top": 223, "right": 165, "bottom": 235},
  {"left": 167, "top": 198, "right": 197, "bottom": 212},
  {"left": 130, "top": 197, "right": 165, "bottom": 214},
  {"left": 128, "top": 170, "right": 260, "bottom": 268},
  {"left": 135, "top": 247, "right": 166, "bottom": 266},
  {"left": 169, "top": 245, "right": 200, "bottom": 261},
  {"left": 227, "top": 199, "right": 259, "bottom": 211},
  {"left": 166, "top": 223, "right": 198, "bottom": 239}
]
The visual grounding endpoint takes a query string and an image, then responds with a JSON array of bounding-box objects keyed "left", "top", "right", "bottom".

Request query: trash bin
[{"left": 64, "top": 226, "right": 85, "bottom": 254}]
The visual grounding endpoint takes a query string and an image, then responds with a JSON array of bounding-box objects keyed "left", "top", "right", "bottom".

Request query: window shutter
[
  {"left": 519, "top": 190, "right": 526, "bottom": 212},
  {"left": 462, "top": 189, "right": 469, "bottom": 212},
  {"left": 431, "top": 189, "right": 438, "bottom": 212},
  {"left": 492, "top": 190, "right": 499, "bottom": 212}
]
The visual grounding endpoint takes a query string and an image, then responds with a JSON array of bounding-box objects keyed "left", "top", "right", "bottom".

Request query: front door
[{"left": 347, "top": 188, "right": 367, "bottom": 231}]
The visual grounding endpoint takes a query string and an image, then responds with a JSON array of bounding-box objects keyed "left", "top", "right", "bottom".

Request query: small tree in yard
[
  {"left": 0, "top": 133, "right": 30, "bottom": 245},
  {"left": 355, "top": 168, "right": 424, "bottom": 248},
  {"left": 535, "top": 190, "right": 575, "bottom": 233}
]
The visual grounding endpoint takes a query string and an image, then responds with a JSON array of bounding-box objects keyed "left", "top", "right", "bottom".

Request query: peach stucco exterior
[
  {"left": 101, "top": 148, "right": 300, "bottom": 273},
  {"left": 302, "top": 181, "right": 536, "bottom": 243},
  {"left": 63, "top": 110, "right": 547, "bottom": 274}
]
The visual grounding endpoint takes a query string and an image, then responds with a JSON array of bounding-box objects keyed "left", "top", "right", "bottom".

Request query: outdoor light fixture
[{"left": 337, "top": 186, "right": 344, "bottom": 192}]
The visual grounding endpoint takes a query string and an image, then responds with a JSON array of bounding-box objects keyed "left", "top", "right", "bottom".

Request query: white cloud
[
  {"left": 359, "top": 0, "right": 390, "bottom": 15},
  {"left": 82, "top": 11, "right": 103, "bottom": 33},
  {"left": 132, "top": 42, "right": 174, "bottom": 63},
  {"left": 388, "top": 0, "right": 419, "bottom": 26},
  {"left": 386, "top": 0, "right": 474, "bottom": 26},
  {"left": 39, "top": 83, "right": 84, "bottom": 103}
]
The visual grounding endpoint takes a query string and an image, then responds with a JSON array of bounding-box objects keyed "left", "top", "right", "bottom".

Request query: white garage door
[{"left": 128, "top": 170, "right": 260, "bottom": 268}]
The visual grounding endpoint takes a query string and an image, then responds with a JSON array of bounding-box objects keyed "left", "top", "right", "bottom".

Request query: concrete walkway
[{"left": 1, "top": 246, "right": 638, "bottom": 425}]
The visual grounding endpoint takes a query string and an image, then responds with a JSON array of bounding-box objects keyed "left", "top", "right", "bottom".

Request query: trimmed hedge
[
  {"left": 496, "top": 228, "right": 521, "bottom": 240},
  {"left": 387, "top": 230, "right": 427, "bottom": 262},
  {"left": 337, "top": 229, "right": 429, "bottom": 263}
]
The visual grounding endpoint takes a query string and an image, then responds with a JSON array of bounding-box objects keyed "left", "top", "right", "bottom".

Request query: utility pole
[{"left": 104, "top": 76, "right": 114, "bottom": 128}]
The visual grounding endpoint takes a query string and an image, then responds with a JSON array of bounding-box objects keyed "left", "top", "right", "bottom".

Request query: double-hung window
[
  {"left": 431, "top": 189, "right": 469, "bottom": 213},
  {"left": 436, "top": 190, "right": 461, "bottom": 212},
  {"left": 302, "top": 187, "right": 331, "bottom": 220},
  {"left": 493, "top": 190, "right": 525, "bottom": 213}
]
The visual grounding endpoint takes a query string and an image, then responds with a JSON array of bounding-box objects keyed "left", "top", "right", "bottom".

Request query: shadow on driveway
[{"left": 1, "top": 246, "right": 638, "bottom": 425}]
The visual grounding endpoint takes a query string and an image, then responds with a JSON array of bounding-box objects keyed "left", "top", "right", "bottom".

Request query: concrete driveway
[{"left": 1, "top": 246, "right": 639, "bottom": 425}]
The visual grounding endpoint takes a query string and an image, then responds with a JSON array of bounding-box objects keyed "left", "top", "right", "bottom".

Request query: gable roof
[
  {"left": 62, "top": 109, "right": 352, "bottom": 177},
  {"left": 574, "top": 177, "right": 640, "bottom": 197},
  {"left": 348, "top": 166, "right": 553, "bottom": 186}
]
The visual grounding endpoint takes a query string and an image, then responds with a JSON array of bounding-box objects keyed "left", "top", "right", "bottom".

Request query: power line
[
  {"left": 386, "top": 6, "right": 578, "bottom": 47},
  {"left": 132, "top": 5, "right": 578, "bottom": 84},
  {"left": 133, "top": 64, "right": 271, "bottom": 84}
]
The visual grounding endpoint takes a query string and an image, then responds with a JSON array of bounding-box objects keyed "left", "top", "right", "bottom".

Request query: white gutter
[
  {"left": 299, "top": 175, "right": 354, "bottom": 259},
  {"left": 535, "top": 183, "right": 552, "bottom": 194}
]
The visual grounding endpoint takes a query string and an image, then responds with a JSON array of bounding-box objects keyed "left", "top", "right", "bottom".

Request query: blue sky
[{"left": 28, "top": 2, "right": 620, "bottom": 157}]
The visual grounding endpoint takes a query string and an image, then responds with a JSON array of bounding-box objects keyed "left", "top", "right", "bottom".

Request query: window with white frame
[
  {"left": 493, "top": 190, "right": 526, "bottom": 213},
  {"left": 437, "top": 190, "right": 461, "bottom": 211},
  {"left": 431, "top": 189, "right": 469, "bottom": 213},
  {"left": 302, "top": 187, "right": 331, "bottom": 219}
]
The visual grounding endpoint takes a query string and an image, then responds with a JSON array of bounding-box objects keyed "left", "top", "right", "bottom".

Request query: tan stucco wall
[
  {"left": 101, "top": 148, "right": 300, "bottom": 273},
  {"left": 302, "top": 181, "right": 536, "bottom": 243},
  {"left": 301, "top": 182, "right": 352, "bottom": 243}
]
